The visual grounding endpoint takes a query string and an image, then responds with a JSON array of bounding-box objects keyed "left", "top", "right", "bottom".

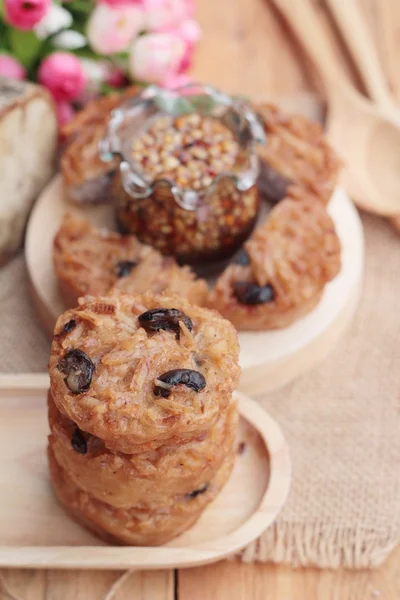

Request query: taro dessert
[
  {"left": 48, "top": 391, "right": 238, "bottom": 509},
  {"left": 255, "top": 103, "right": 342, "bottom": 205},
  {"left": 53, "top": 213, "right": 208, "bottom": 308},
  {"left": 208, "top": 196, "right": 341, "bottom": 330},
  {"left": 47, "top": 292, "right": 240, "bottom": 545},
  {"left": 48, "top": 445, "right": 235, "bottom": 546}
]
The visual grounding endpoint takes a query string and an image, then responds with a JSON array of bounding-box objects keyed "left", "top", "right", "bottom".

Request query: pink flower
[
  {"left": 106, "top": 67, "right": 127, "bottom": 88},
  {"left": 4, "top": 0, "right": 50, "bottom": 31},
  {"left": 38, "top": 52, "right": 86, "bottom": 102},
  {"left": 176, "top": 19, "right": 202, "bottom": 46},
  {"left": 0, "top": 55, "right": 26, "bottom": 80},
  {"left": 137, "top": 10, "right": 201, "bottom": 78},
  {"left": 129, "top": 32, "right": 186, "bottom": 86},
  {"left": 173, "top": 19, "right": 202, "bottom": 73},
  {"left": 87, "top": 3, "right": 144, "bottom": 55},
  {"left": 56, "top": 102, "right": 75, "bottom": 127},
  {"left": 143, "top": 0, "right": 194, "bottom": 31}
]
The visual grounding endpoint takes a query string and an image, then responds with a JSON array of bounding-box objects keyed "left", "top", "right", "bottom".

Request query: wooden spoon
[
  {"left": 271, "top": 0, "right": 400, "bottom": 216},
  {"left": 324, "top": 0, "right": 400, "bottom": 231},
  {"left": 324, "top": 0, "right": 397, "bottom": 116}
]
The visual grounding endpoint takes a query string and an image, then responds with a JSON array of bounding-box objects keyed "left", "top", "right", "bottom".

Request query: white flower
[
  {"left": 87, "top": 3, "right": 144, "bottom": 56},
  {"left": 130, "top": 33, "right": 186, "bottom": 85},
  {"left": 53, "top": 31, "right": 87, "bottom": 50},
  {"left": 80, "top": 58, "right": 109, "bottom": 84},
  {"left": 78, "top": 58, "right": 110, "bottom": 103},
  {"left": 35, "top": 4, "right": 73, "bottom": 40}
]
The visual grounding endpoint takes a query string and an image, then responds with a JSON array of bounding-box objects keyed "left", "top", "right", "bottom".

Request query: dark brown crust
[
  {"left": 255, "top": 103, "right": 342, "bottom": 205},
  {"left": 208, "top": 196, "right": 341, "bottom": 330}
]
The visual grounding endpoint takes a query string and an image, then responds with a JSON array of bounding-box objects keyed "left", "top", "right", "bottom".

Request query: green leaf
[
  {"left": 67, "top": 1, "right": 95, "bottom": 18},
  {"left": 113, "top": 50, "right": 130, "bottom": 62},
  {"left": 8, "top": 29, "right": 42, "bottom": 69},
  {"left": 74, "top": 47, "right": 99, "bottom": 60},
  {"left": 99, "top": 83, "right": 118, "bottom": 96},
  {"left": 0, "top": 21, "right": 10, "bottom": 51}
]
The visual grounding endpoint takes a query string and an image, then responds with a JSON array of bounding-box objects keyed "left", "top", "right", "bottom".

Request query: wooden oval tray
[
  {"left": 0, "top": 376, "right": 290, "bottom": 570},
  {"left": 25, "top": 176, "right": 364, "bottom": 395}
]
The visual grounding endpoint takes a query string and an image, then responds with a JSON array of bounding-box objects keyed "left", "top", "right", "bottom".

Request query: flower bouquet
[{"left": 0, "top": 0, "right": 201, "bottom": 125}]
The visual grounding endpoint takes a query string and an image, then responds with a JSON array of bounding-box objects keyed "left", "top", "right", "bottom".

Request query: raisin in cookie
[
  {"left": 48, "top": 390, "right": 238, "bottom": 509},
  {"left": 255, "top": 103, "right": 342, "bottom": 205},
  {"left": 208, "top": 197, "right": 341, "bottom": 330},
  {"left": 54, "top": 213, "right": 208, "bottom": 307},
  {"left": 49, "top": 293, "right": 240, "bottom": 453},
  {"left": 48, "top": 445, "right": 235, "bottom": 546}
]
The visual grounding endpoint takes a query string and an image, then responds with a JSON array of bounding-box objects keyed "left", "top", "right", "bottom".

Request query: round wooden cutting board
[{"left": 26, "top": 175, "right": 364, "bottom": 396}]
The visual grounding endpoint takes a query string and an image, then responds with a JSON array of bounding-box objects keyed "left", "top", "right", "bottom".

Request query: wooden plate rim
[{"left": 0, "top": 376, "right": 291, "bottom": 570}]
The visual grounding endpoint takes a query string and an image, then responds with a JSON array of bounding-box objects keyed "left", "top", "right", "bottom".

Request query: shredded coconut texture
[
  {"left": 208, "top": 197, "right": 341, "bottom": 330},
  {"left": 53, "top": 213, "right": 208, "bottom": 308},
  {"left": 49, "top": 292, "right": 240, "bottom": 453}
]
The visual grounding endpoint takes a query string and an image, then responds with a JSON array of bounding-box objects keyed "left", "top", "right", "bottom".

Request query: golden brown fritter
[
  {"left": 48, "top": 390, "right": 238, "bottom": 509},
  {"left": 53, "top": 213, "right": 208, "bottom": 307},
  {"left": 208, "top": 197, "right": 341, "bottom": 330},
  {"left": 48, "top": 445, "right": 235, "bottom": 546},
  {"left": 255, "top": 103, "right": 342, "bottom": 205},
  {"left": 49, "top": 292, "right": 240, "bottom": 453}
]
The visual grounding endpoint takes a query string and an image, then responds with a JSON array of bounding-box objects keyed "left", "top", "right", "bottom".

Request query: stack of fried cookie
[{"left": 47, "top": 292, "right": 240, "bottom": 545}]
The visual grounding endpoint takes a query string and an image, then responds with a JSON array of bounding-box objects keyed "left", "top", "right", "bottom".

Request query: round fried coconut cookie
[
  {"left": 255, "top": 103, "right": 342, "bottom": 206},
  {"left": 49, "top": 293, "right": 240, "bottom": 453},
  {"left": 208, "top": 197, "right": 341, "bottom": 331},
  {"left": 61, "top": 126, "right": 119, "bottom": 205},
  {"left": 48, "top": 446, "right": 235, "bottom": 546},
  {"left": 48, "top": 391, "right": 238, "bottom": 509},
  {"left": 109, "top": 251, "right": 208, "bottom": 308},
  {"left": 53, "top": 213, "right": 208, "bottom": 308}
]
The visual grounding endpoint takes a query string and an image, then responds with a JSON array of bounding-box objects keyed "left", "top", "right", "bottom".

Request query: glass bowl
[{"left": 100, "top": 84, "right": 266, "bottom": 265}]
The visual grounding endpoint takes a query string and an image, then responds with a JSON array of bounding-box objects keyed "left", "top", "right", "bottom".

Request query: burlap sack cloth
[{"left": 0, "top": 213, "right": 399, "bottom": 569}]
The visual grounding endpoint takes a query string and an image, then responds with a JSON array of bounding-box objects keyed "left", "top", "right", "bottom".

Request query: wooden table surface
[{"left": 3, "top": 1, "right": 400, "bottom": 598}]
